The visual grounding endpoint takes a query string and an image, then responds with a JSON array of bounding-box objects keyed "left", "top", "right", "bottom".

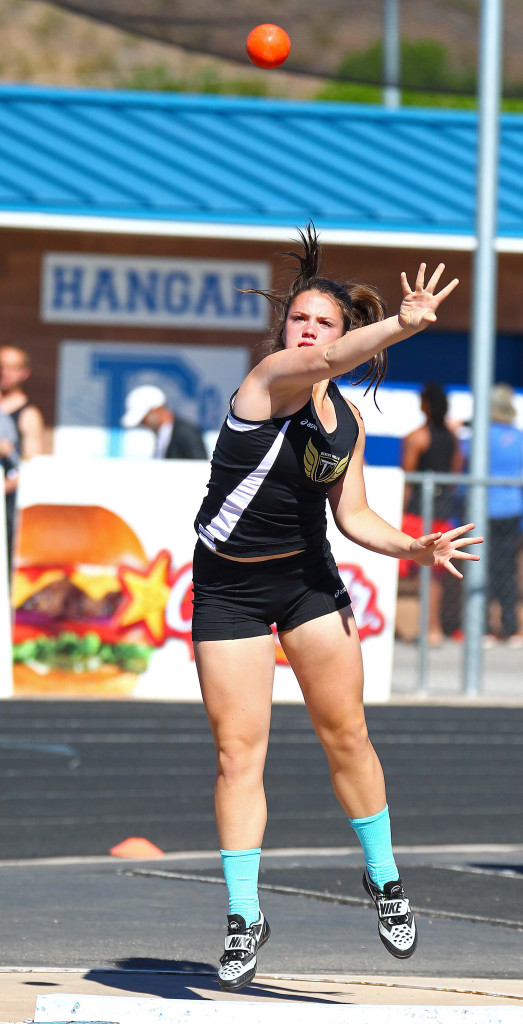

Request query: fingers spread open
[
  {"left": 444, "top": 523, "right": 475, "bottom": 540},
  {"left": 446, "top": 563, "right": 464, "bottom": 579},
  {"left": 401, "top": 271, "right": 412, "bottom": 295},
  {"left": 435, "top": 277, "right": 460, "bottom": 303},
  {"left": 415, "top": 263, "right": 427, "bottom": 290},
  {"left": 452, "top": 536, "right": 484, "bottom": 549},
  {"left": 450, "top": 550, "right": 481, "bottom": 560},
  {"left": 420, "top": 532, "right": 442, "bottom": 546},
  {"left": 426, "top": 263, "right": 446, "bottom": 292}
]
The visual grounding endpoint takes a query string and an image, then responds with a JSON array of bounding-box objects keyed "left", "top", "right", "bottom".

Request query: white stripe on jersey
[
  {"left": 226, "top": 411, "right": 263, "bottom": 433},
  {"left": 198, "top": 419, "right": 291, "bottom": 551}
]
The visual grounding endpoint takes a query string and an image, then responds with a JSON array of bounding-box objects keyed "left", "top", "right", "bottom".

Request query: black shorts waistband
[{"left": 194, "top": 538, "right": 331, "bottom": 580}]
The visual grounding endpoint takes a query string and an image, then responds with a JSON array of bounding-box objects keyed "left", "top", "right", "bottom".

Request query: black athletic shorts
[{"left": 191, "top": 539, "right": 351, "bottom": 641}]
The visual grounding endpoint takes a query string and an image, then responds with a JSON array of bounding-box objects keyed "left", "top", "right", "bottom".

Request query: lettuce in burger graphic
[{"left": 11, "top": 504, "right": 173, "bottom": 696}]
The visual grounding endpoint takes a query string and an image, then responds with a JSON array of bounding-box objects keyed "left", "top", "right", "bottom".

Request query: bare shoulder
[
  {"left": 19, "top": 404, "right": 44, "bottom": 429},
  {"left": 233, "top": 356, "right": 279, "bottom": 420},
  {"left": 403, "top": 424, "right": 430, "bottom": 450}
]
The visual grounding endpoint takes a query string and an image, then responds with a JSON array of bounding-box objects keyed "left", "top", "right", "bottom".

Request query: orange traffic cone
[{"left": 109, "top": 836, "right": 164, "bottom": 858}]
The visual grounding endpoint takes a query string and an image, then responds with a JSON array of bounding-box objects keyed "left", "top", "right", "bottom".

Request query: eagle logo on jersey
[{"left": 304, "top": 437, "right": 349, "bottom": 484}]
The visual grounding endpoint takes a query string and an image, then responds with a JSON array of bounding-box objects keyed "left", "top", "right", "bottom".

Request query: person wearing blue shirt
[{"left": 485, "top": 384, "right": 523, "bottom": 646}]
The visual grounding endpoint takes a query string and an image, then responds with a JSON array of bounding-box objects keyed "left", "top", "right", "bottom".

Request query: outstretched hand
[
  {"left": 409, "top": 523, "right": 483, "bottom": 579},
  {"left": 399, "top": 263, "right": 459, "bottom": 331}
]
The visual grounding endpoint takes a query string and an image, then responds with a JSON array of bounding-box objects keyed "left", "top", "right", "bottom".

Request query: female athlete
[{"left": 192, "top": 225, "right": 482, "bottom": 991}]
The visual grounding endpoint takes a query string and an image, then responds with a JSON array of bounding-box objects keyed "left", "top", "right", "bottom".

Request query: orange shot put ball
[{"left": 246, "top": 24, "right": 291, "bottom": 70}]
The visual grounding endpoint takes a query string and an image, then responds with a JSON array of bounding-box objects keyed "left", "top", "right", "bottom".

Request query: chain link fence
[{"left": 395, "top": 472, "right": 523, "bottom": 696}]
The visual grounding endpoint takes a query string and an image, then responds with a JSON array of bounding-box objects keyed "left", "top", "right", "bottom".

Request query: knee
[
  {"left": 216, "top": 736, "right": 264, "bottom": 786},
  {"left": 319, "top": 716, "right": 370, "bottom": 764}
]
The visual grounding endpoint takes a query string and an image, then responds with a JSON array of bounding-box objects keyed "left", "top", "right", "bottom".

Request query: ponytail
[
  {"left": 241, "top": 221, "right": 388, "bottom": 402},
  {"left": 286, "top": 222, "right": 322, "bottom": 287},
  {"left": 347, "top": 283, "right": 388, "bottom": 398}
]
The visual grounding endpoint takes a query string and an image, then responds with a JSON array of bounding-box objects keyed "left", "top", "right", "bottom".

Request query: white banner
[
  {"left": 0, "top": 468, "right": 13, "bottom": 697},
  {"left": 12, "top": 458, "right": 402, "bottom": 702},
  {"left": 41, "top": 254, "right": 271, "bottom": 329}
]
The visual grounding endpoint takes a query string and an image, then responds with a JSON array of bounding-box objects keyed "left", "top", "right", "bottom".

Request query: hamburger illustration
[{"left": 12, "top": 504, "right": 156, "bottom": 696}]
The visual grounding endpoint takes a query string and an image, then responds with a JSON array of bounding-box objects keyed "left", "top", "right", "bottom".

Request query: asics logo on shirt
[
  {"left": 304, "top": 437, "right": 349, "bottom": 484},
  {"left": 300, "top": 419, "right": 318, "bottom": 430}
]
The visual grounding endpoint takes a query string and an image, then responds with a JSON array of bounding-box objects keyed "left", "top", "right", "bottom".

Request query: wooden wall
[{"left": 0, "top": 225, "right": 521, "bottom": 434}]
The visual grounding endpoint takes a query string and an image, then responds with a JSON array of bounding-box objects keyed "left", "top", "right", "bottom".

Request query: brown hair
[{"left": 244, "top": 223, "right": 388, "bottom": 400}]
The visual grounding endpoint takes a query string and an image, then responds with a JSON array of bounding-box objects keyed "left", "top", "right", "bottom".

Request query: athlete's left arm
[{"left": 327, "top": 403, "right": 483, "bottom": 577}]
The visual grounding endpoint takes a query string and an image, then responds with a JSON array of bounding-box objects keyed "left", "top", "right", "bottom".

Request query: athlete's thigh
[
  {"left": 278, "top": 608, "right": 365, "bottom": 727},
  {"left": 194, "top": 636, "right": 275, "bottom": 749}
]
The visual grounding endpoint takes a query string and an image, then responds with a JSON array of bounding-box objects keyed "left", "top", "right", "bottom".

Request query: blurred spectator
[
  {"left": 400, "top": 382, "right": 464, "bottom": 645},
  {"left": 0, "top": 346, "right": 44, "bottom": 573},
  {"left": 121, "top": 385, "right": 208, "bottom": 459},
  {"left": 0, "top": 346, "right": 45, "bottom": 459},
  {"left": 484, "top": 384, "right": 523, "bottom": 647}
]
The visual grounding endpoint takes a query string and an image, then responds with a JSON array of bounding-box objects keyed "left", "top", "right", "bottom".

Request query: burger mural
[
  {"left": 11, "top": 504, "right": 187, "bottom": 696},
  {"left": 8, "top": 460, "right": 397, "bottom": 702},
  {"left": 10, "top": 498, "right": 387, "bottom": 699}
]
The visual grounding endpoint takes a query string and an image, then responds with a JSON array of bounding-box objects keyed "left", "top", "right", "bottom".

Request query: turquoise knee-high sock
[
  {"left": 348, "top": 805, "right": 399, "bottom": 889},
  {"left": 220, "top": 848, "right": 261, "bottom": 926}
]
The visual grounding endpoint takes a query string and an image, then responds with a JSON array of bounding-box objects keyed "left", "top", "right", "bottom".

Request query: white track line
[
  {"left": 0, "top": 843, "right": 521, "bottom": 869},
  {"left": 29, "top": 995, "right": 523, "bottom": 1023},
  {"left": 436, "top": 865, "right": 523, "bottom": 880}
]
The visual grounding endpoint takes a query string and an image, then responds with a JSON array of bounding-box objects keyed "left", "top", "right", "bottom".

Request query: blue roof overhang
[{"left": 0, "top": 86, "right": 522, "bottom": 252}]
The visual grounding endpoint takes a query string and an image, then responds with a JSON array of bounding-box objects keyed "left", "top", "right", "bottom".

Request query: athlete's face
[{"left": 283, "top": 291, "right": 344, "bottom": 351}]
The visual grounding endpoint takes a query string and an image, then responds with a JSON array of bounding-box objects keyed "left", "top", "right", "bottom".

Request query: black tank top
[
  {"left": 195, "top": 380, "right": 359, "bottom": 557},
  {"left": 407, "top": 423, "right": 457, "bottom": 518},
  {"left": 9, "top": 402, "right": 32, "bottom": 455}
]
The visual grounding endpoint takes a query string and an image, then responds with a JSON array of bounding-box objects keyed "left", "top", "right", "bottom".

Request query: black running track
[
  {"left": 1, "top": 701, "right": 521, "bottom": 859},
  {"left": 2, "top": 701, "right": 523, "bottom": 974}
]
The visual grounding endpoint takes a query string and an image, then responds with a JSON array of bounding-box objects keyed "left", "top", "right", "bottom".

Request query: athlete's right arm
[{"left": 246, "top": 264, "right": 458, "bottom": 407}]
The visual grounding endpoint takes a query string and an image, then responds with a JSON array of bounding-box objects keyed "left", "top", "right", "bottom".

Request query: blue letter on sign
[
  {"left": 88, "top": 269, "right": 120, "bottom": 312},
  {"left": 195, "top": 274, "right": 227, "bottom": 317},
  {"left": 231, "top": 275, "right": 261, "bottom": 318},
  {"left": 52, "top": 266, "right": 84, "bottom": 310},
  {"left": 126, "top": 271, "right": 159, "bottom": 313},
  {"left": 164, "top": 272, "right": 190, "bottom": 315}
]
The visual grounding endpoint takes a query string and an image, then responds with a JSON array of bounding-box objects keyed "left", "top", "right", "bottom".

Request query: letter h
[{"left": 52, "top": 266, "right": 84, "bottom": 310}]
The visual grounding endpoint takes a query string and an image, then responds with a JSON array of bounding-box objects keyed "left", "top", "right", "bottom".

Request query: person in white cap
[{"left": 121, "top": 384, "right": 207, "bottom": 460}]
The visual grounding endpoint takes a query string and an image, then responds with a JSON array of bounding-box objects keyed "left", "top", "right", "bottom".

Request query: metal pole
[
  {"left": 417, "top": 475, "right": 435, "bottom": 694},
  {"left": 463, "top": 0, "right": 504, "bottom": 696},
  {"left": 383, "top": 0, "right": 400, "bottom": 109}
]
